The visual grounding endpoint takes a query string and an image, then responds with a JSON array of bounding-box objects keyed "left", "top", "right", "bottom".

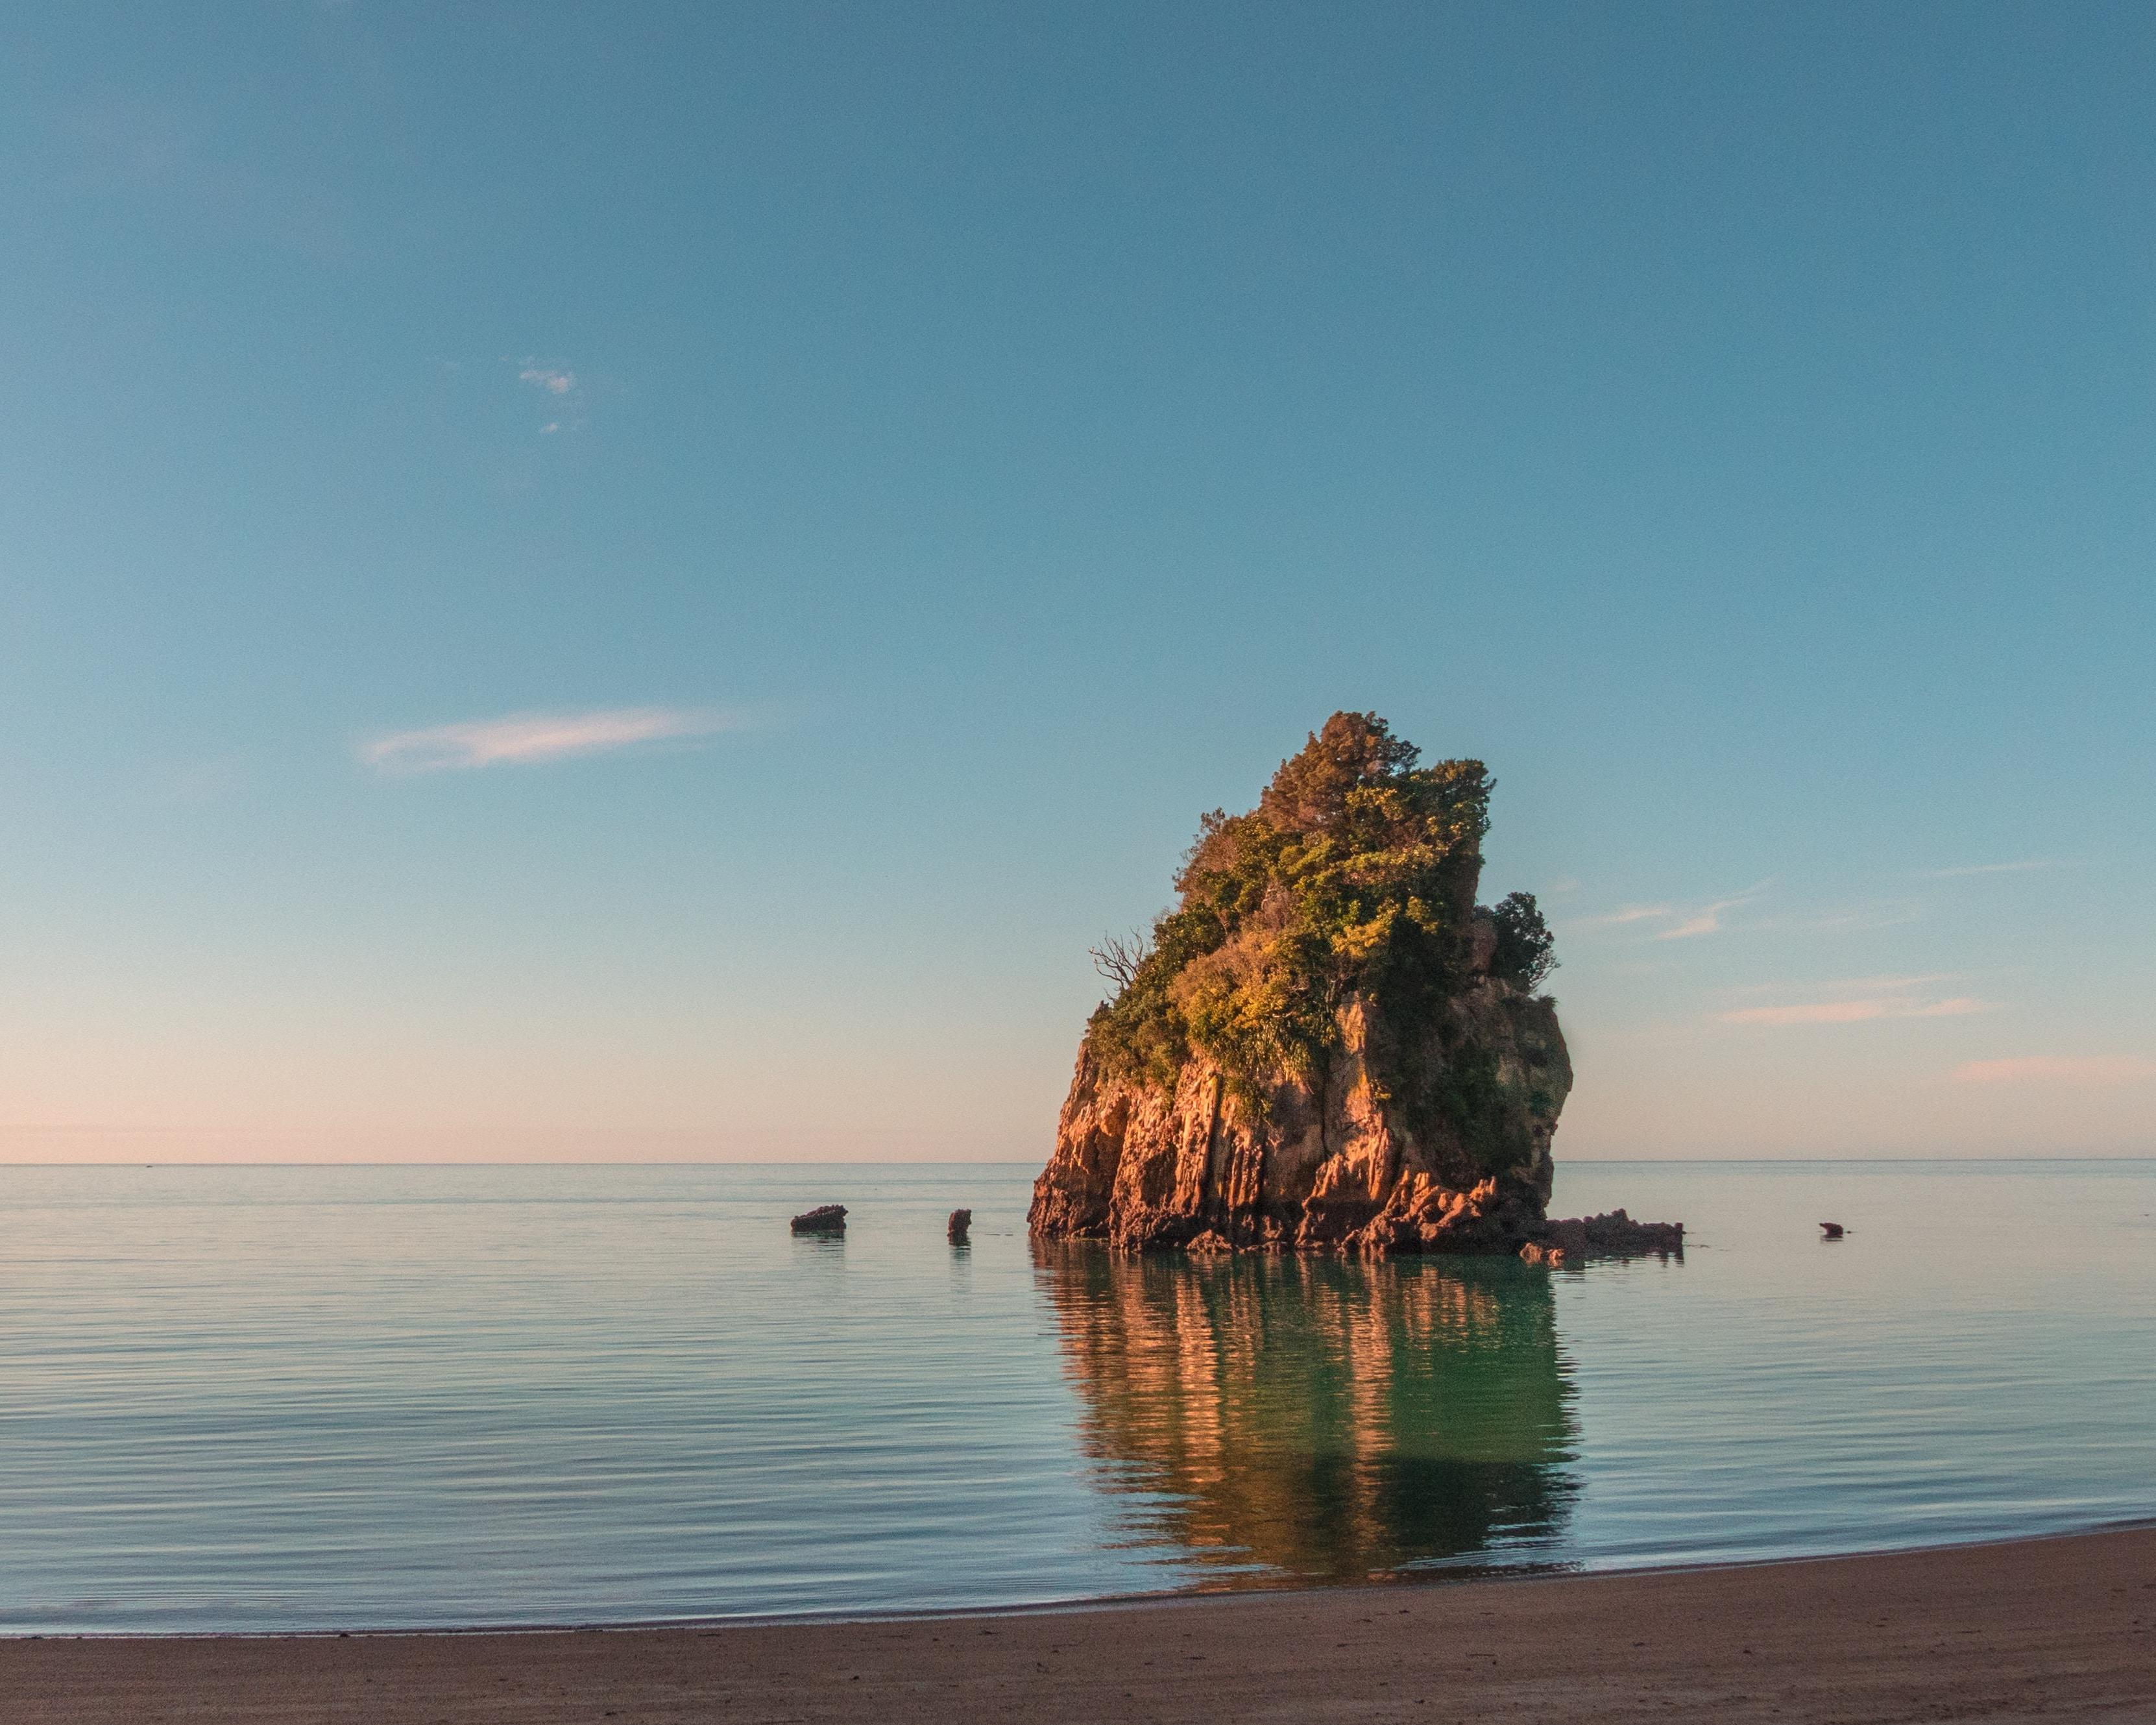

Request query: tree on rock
[
  {"left": 1490, "top": 891, "right": 1557, "bottom": 992},
  {"left": 1256, "top": 711, "right": 1422, "bottom": 835},
  {"left": 1083, "top": 710, "right": 1501, "bottom": 1092}
]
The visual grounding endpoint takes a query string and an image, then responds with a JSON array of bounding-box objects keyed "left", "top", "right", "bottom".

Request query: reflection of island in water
[{"left": 1036, "top": 1245, "right": 1579, "bottom": 1584}]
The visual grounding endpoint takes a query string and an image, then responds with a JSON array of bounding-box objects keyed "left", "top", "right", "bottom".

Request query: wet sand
[{"left": 5, "top": 1526, "right": 2152, "bottom": 1723}]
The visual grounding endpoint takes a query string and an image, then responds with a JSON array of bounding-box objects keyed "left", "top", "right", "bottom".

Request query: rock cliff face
[
  {"left": 1030, "top": 931, "right": 1572, "bottom": 1254},
  {"left": 1028, "top": 713, "right": 1577, "bottom": 1258}
]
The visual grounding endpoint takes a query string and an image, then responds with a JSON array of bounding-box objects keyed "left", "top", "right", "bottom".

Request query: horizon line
[{"left": 3, "top": 1153, "right": 2150, "bottom": 1169}]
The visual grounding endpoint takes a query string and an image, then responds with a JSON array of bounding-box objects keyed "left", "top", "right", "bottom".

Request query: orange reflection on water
[{"left": 1034, "top": 1245, "right": 1579, "bottom": 1584}]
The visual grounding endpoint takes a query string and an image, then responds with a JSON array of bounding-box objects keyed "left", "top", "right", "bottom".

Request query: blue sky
[{"left": 3, "top": 1, "right": 2151, "bottom": 1162}]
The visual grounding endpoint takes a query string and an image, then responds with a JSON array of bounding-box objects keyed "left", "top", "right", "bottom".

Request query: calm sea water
[{"left": 1, "top": 1160, "right": 2150, "bottom": 1632}]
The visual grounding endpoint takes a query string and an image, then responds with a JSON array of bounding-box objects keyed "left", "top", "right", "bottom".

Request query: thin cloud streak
[
  {"left": 1656, "top": 882, "right": 1773, "bottom": 941},
  {"left": 1721, "top": 996, "right": 1992, "bottom": 1027},
  {"left": 1952, "top": 1055, "right": 2154, "bottom": 1086},
  {"left": 1922, "top": 859, "right": 2061, "bottom": 879},
  {"left": 361, "top": 706, "right": 739, "bottom": 774},
  {"left": 1581, "top": 883, "right": 1772, "bottom": 940},
  {"left": 1823, "top": 973, "right": 1962, "bottom": 992}
]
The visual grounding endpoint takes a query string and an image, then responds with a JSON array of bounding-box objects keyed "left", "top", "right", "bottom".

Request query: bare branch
[{"left": 1089, "top": 927, "right": 1152, "bottom": 996}]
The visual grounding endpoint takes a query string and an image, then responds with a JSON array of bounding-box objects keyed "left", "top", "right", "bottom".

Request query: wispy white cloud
[
  {"left": 510, "top": 359, "right": 585, "bottom": 435},
  {"left": 1822, "top": 973, "right": 1963, "bottom": 992},
  {"left": 1722, "top": 996, "right": 1992, "bottom": 1027},
  {"left": 1952, "top": 1055, "right": 2154, "bottom": 1086},
  {"left": 360, "top": 706, "right": 738, "bottom": 774},
  {"left": 518, "top": 363, "right": 577, "bottom": 397},
  {"left": 1581, "top": 882, "right": 1771, "bottom": 940},
  {"left": 1656, "top": 882, "right": 1772, "bottom": 941},
  {"left": 1660, "top": 899, "right": 1743, "bottom": 941},
  {"left": 1921, "top": 859, "right": 2061, "bottom": 879},
  {"left": 1719, "top": 972, "right": 1963, "bottom": 1002}
]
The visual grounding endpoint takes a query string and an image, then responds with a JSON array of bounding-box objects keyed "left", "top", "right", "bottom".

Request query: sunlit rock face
[
  {"left": 1035, "top": 1246, "right": 1577, "bottom": 1581},
  {"left": 1028, "top": 713, "right": 1572, "bottom": 1257},
  {"left": 1028, "top": 965, "right": 1572, "bottom": 1255}
]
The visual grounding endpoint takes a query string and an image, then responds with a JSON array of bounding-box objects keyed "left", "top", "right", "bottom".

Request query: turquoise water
[{"left": 0, "top": 1160, "right": 2150, "bottom": 1632}]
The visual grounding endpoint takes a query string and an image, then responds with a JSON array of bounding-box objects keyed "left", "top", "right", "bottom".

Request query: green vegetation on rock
[
  {"left": 1490, "top": 890, "right": 1558, "bottom": 991},
  {"left": 1086, "top": 712, "right": 1551, "bottom": 1097}
]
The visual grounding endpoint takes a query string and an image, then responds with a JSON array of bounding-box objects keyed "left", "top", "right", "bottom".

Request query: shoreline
[
  {"left": 8, "top": 1526, "right": 2153, "bottom": 1722},
  {"left": 17, "top": 1519, "right": 2156, "bottom": 1641}
]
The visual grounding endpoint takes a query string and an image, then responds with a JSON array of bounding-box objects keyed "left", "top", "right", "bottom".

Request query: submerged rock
[
  {"left": 790, "top": 1204, "right": 847, "bottom": 1236},
  {"left": 1029, "top": 713, "right": 1661, "bottom": 1258}
]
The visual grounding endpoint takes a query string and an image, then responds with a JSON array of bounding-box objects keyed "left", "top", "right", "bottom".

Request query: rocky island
[{"left": 1029, "top": 713, "right": 1679, "bottom": 1264}]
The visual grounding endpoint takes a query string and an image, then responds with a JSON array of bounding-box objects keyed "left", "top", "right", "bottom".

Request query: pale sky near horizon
[{"left": 3, "top": 3, "right": 2152, "bottom": 1164}]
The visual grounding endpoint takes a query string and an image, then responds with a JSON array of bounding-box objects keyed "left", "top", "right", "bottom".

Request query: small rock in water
[
  {"left": 947, "top": 1208, "right": 971, "bottom": 1243},
  {"left": 1819, "top": 1221, "right": 1845, "bottom": 1239},
  {"left": 790, "top": 1204, "right": 847, "bottom": 1236}
]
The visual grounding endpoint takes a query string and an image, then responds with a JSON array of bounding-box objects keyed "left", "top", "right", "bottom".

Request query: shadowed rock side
[
  {"left": 1035, "top": 1245, "right": 1575, "bottom": 1581},
  {"left": 1032, "top": 972, "right": 1571, "bottom": 1254}
]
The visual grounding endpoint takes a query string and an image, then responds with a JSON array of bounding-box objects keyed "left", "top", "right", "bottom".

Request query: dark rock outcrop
[
  {"left": 947, "top": 1208, "right": 972, "bottom": 1243},
  {"left": 1518, "top": 1209, "right": 1684, "bottom": 1267},
  {"left": 790, "top": 1204, "right": 847, "bottom": 1236}
]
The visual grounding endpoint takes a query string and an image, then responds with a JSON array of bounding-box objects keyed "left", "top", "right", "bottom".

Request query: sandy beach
[{"left": 6, "top": 1526, "right": 2151, "bottom": 1724}]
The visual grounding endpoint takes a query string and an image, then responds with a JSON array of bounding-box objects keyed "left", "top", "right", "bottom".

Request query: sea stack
[
  {"left": 790, "top": 1204, "right": 847, "bottom": 1236},
  {"left": 1030, "top": 713, "right": 1653, "bottom": 1260},
  {"left": 947, "top": 1208, "right": 972, "bottom": 1243}
]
